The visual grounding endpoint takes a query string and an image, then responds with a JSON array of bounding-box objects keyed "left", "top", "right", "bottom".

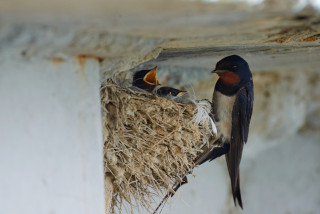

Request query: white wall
[
  {"left": 156, "top": 133, "right": 320, "bottom": 214},
  {"left": 0, "top": 57, "right": 105, "bottom": 214}
]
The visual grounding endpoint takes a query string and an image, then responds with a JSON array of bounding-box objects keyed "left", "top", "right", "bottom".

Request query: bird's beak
[
  {"left": 176, "top": 91, "right": 187, "bottom": 97},
  {"left": 211, "top": 69, "right": 227, "bottom": 74},
  {"left": 144, "top": 66, "right": 161, "bottom": 85}
]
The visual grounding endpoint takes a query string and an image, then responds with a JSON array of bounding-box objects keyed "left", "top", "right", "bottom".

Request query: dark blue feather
[
  {"left": 226, "top": 80, "right": 253, "bottom": 208},
  {"left": 238, "top": 80, "right": 254, "bottom": 143}
]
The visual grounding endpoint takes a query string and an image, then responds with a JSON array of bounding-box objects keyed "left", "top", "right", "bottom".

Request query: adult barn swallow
[
  {"left": 132, "top": 66, "right": 160, "bottom": 92},
  {"left": 197, "top": 55, "right": 254, "bottom": 208}
]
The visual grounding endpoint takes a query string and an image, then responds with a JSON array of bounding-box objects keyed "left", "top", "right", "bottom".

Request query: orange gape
[
  {"left": 219, "top": 72, "right": 240, "bottom": 85},
  {"left": 143, "top": 66, "right": 160, "bottom": 85}
]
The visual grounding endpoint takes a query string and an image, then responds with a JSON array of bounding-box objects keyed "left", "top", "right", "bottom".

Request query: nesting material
[{"left": 101, "top": 80, "right": 216, "bottom": 213}]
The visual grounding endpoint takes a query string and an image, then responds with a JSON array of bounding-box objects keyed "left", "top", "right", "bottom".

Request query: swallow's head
[
  {"left": 133, "top": 67, "right": 160, "bottom": 86},
  {"left": 143, "top": 66, "right": 160, "bottom": 85},
  {"left": 155, "top": 87, "right": 186, "bottom": 97},
  {"left": 132, "top": 67, "right": 161, "bottom": 92},
  {"left": 212, "top": 55, "right": 251, "bottom": 85}
]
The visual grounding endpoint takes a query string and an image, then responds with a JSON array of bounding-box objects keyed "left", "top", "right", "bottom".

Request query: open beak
[{"left": 144, "top": 66, "right": 161, "bottom": 85}]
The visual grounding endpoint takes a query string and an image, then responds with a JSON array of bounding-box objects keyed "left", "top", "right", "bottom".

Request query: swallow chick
[
  {"left": 196, "top": 55, "right": 254, "bottom": 209},
  {"left": 132, "top": 66, "right": 160, "bottom": 92},
  {"left": 132, "top": 66, "right": 186, "bottom": 98},
  {"left": 154, "top": 86, "right": 186, "bottom": 97}
]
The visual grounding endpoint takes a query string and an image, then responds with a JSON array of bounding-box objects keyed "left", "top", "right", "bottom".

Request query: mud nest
[{"left": 101, "top": 80, "right": 216, "bottom": 213}]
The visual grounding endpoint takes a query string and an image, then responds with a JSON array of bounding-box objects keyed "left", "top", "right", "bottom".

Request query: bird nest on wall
[{"left": 101, "top": 80, "right": 216, "bottom": 214}]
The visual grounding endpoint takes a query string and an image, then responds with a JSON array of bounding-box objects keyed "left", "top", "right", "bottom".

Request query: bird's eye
[{"left": 232, "top": 65, "right": 238, "bottom": 69}]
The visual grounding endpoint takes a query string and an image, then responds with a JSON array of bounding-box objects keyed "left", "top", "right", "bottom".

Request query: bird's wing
[
  {"left": 226, "top": 81, "right": 253, "bottom": 208},
  {"left": 239, "top": 81, "right": 254, "bottom": 143}
]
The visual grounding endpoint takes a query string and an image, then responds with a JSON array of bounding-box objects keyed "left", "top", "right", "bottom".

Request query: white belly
[{"left": 212, "top": 91, "right": 236, "bottom": 142}]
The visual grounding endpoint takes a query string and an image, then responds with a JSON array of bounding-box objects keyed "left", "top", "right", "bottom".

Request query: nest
[{"left": 101, "top": 80, "right": 216, "bottom": 213}]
